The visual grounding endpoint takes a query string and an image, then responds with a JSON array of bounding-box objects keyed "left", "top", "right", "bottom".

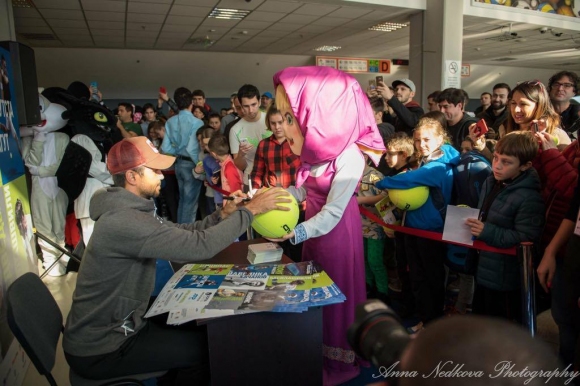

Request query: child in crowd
[
  {"left": 376, "top": 117, "right": 460, "bottom": 333},
  {"left": 357, "top": 155, "right": 388, "bottom": 301},
  {"left": 193, "top": 127, "right": 219, "bottom": 216},
  {"left": 208, "top": 113, "right": 222, "bottom": 132},
  {"left": 466, "top": 131, "right": 545, "bottom": 322},
  {"left": 208, "top": 134, "right": 243, "bottom": 194},
  {"left": 383, "top": 133, "right": 418, "bottom": 307},
  {"left": 192, "top": 105, "right": 207, "bottom": 124},
  {"left": 460, "top": 136, "right": 474, "bottom": 154}
]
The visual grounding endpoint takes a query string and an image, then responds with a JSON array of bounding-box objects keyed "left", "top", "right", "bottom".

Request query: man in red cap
[{"left": 63, "top": 136, "right": 291, "bottom": 383}]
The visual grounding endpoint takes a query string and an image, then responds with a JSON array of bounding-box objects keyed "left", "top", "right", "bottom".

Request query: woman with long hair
[{"left": 501, "top": 80, "right": 571, "bottom": 150}]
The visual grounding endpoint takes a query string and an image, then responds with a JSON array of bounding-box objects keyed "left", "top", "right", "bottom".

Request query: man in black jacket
[
  {"left": 437, "top": 88, "right": 478, "bottom": 149},
  {"left": 377, "top": 78, "right": 424, "bottom": 136}
]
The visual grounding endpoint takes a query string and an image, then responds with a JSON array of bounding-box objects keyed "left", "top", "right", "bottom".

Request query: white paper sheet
[{"left": 442, "top": 205, "right": 481, "bottom": 246}]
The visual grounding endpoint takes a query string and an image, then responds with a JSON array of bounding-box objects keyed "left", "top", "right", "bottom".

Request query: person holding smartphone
[{"left": 376, "top": 78, "right": 424, "bottom": 136}]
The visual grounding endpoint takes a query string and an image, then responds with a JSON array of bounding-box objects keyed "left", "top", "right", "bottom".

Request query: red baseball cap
[{"left": 107, "top": 137, "right": 175, "bottom": 174}]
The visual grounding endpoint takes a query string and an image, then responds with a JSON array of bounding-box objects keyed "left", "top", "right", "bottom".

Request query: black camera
[{"left": 347, "top": 299, "right": 410, "bottom": 369}]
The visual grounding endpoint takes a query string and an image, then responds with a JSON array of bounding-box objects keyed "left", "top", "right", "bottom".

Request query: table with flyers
[{"left": 197, "top": 239, "right": 323, "bottom": 386}]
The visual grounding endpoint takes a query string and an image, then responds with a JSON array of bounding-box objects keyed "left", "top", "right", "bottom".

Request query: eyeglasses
[{"left": 551, "top": 82, "right": 575, "bottom": 89}]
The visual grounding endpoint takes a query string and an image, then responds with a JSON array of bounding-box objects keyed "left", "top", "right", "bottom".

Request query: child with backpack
[
  {"left": 376, "top": 117, "right": 459, "bottom": 333},
  {"left": 466, "top": 131, "right": 545, "bottom": 322}
]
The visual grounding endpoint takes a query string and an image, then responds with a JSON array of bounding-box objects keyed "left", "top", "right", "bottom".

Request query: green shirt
[{"left": 122, "top": 121, "right": 143, "bottom": 136}]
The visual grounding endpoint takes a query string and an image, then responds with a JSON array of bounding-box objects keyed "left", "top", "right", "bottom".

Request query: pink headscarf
[{"left": 273, "top": 66, "right": 385, "bottom": 178}]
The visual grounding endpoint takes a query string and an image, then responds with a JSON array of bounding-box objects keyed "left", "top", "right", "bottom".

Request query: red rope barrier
[{"left": 358, "top": 205, "right": 517, "bottom": 256}]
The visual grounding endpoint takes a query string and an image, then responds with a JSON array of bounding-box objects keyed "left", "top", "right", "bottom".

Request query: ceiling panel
[
  {"left": 256, "top": 1, "right": 301, "bottom": 13},
  {"left": 38, "top": 9, "right": 85, "bottom": 19},
  {"left": 127, "top": 13, "right": 164, "bottom": 23},
  {"left": 15, "top": 18, "right": 48, "bottom": 27},
  {"left": 12, "top": 8, "right": 43, "bottom": 18},
  {"left": 326, "top": 7, "right": 372, "bottom": 19},
  {"left": 127, "top": 2, "right": 171, "bottom": 14},
  {"left": 169, "top": 5, "right": 212, "bottom": 17},
  {"left": 81, "top": 0, "right": 126, "bottom": 12},
  {"left": 293, "top": 3, "right": 339, "bottom": 16},
  {"left": 52, "top": 27, "right": 91, "bottom": 35},
  {"left": 84, "top": 11, "right": 125, "bottom": 21},
  {"left": 88, "top": 20, "right": 125, "bottom": 30},
  {"left": 33, "top": 0, "right": 81, "bottom": 9}
]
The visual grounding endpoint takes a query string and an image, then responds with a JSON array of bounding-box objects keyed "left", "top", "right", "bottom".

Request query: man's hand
[
  {"left": 159, "top": 92, "right": 169, "bottom": 102},
  {"left": 376, "top": 81, "right": 394, "bottom": 101},
  {"left": 244, "top": 187, "right": 292, "bottom": 216},
  {"left": 366, "top": 87, "right": 378, "bottom": 98},
  {"left": 238, "top": 141, "right": 253, "bottom": 156},
  {"left": 465, "top": 218, "right": 484, "bottom": 237}
]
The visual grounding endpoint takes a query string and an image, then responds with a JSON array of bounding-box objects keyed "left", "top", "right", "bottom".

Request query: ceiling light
[
  {"left": 313, "top": 45, "right": 341, "bottom": 52},
  {"left": 368, "top": 22, "right": 408, "bottom": 32},
  {"left": 208, "top": 7, "right": 251, "bottom": 20},
  {"left": 12, "top": 0, "right": 33, "bottom": 7}
]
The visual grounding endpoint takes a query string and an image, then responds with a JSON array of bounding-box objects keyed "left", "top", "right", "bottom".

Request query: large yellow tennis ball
[
  {"left": 388, "top": 186, "right": 429, "bottom": 211},
  {"left": 251, "top": 190, "right": 299, "bottom": 238}
]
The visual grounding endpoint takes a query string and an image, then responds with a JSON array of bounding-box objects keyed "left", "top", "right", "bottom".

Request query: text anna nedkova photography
[{"left": 374, "top": 361, "right": 580, "bottom": 384}]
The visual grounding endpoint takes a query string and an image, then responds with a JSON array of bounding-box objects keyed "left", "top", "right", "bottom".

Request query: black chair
[{"left": 6, "top": 272, "right": 164, "bottom": 386}]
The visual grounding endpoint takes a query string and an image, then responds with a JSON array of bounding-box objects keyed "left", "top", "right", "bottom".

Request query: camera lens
[{"left": 347, "top": 300, "right": 410, "bottom": 368}]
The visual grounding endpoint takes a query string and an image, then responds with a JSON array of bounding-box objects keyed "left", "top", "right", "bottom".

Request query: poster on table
[{"left": 0, "top": 44, "right": 33, "bottom": 386}]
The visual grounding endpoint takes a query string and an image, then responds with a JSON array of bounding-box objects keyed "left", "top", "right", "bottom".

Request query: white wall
[
  {"left": 33, "top": 47, "right": 561, "bottom": 102},
  {"left": 33, "top": 47, "right": 314, "bottom": 99}
]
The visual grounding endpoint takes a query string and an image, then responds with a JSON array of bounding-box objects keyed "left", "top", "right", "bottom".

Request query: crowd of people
[{"left": 51, "top": 67, "right": 580, "bottom": 385}]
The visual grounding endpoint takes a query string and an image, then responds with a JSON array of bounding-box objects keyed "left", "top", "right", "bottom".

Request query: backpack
[{"left": 445, "top": 151, "right": 492, "bottom": 274}]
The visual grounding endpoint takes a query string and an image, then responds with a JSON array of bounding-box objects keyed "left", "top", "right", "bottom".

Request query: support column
[
  {"left": 409, "top": 0, "right": 464, "bottom": 107},
  {"left": 0, "top": 0, "right": 16, "bottom": 42}
]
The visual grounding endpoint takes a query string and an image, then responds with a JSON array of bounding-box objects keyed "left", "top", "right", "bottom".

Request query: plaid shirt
[{"left": 250, "top": 135, "right": 301, "bottom": 189}]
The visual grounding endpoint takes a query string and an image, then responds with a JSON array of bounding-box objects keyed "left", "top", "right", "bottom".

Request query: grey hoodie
[{"left": 63, "top": 187, "right": 253, "bottom": 357}]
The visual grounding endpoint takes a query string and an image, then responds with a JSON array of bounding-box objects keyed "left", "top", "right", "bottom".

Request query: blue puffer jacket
[
  {"left": 476, "top": 168, "right": 545, "bottom": 291},
  {"left": 375, "top": 144, "right": 460, "bottom": 232}
]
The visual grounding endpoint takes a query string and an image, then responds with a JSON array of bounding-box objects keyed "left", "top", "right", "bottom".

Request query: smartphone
[
  {"left": 240, "top": 138, "right": 249, "bottom": 146},
  {"left": 531, "top": 122, "right": 539, "bottom": 133},
  {"left": 159, "top": 86, "right": 167, "bottom": 94},
  {"left": 376, "top": 76, "right": 384, "bottom": 85},
  {"left": 368, "top": 79, "right": 376, "bottom": 90},
  {"left": 90, "top": 81, "right": 98, "bottom": 91},
  {"left": 212, "top": 169, "right": 221, "bottom": 177},
  {"left": 474, "top": 119, "right": 489, "bottom": 137}
]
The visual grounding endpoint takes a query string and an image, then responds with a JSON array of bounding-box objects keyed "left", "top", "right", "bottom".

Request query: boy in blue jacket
[{"left": 466, "top": 131, "right": 545, "bottom": 322}]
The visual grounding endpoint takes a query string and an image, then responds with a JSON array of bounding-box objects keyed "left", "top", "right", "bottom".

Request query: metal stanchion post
[{"left": 519, "top": 242, "right": 536, "bottom": 336}]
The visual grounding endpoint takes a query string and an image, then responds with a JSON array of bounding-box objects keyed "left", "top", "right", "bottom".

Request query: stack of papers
[
  {"left": 247, "top": 242, "right": 284, "bottom": 264},
  {"left": 145, "top": 261, "right": 346, "bottom": 325}
]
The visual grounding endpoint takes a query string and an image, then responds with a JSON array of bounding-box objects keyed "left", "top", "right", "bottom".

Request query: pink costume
[{"left": 273, "top": 66, "right": 385, "bottom": 385}]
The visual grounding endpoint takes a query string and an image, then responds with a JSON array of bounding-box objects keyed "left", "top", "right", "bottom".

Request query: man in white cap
[
  {"left": 63, "top": 136, "right": 290, "bottom": 383},
  {"left": 377, "top": 78, "right": 424, "bottom": 136}
]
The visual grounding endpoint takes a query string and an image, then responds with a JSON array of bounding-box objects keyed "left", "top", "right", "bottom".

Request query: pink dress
[{"left": 302, "top": 157, "right": 367, "bottom": 383}]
